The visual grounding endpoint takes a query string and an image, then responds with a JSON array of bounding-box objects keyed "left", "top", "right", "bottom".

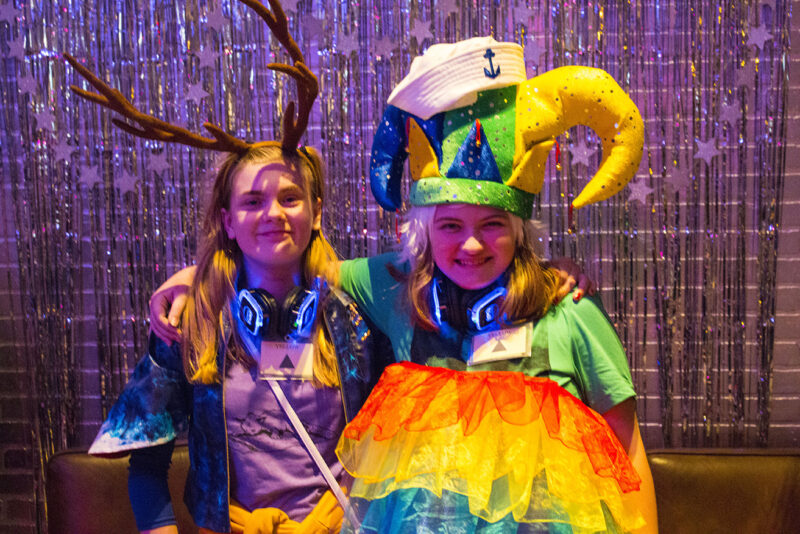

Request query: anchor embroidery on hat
[{"left": 483, "top": 49, "right": 500, "bottom": 78}]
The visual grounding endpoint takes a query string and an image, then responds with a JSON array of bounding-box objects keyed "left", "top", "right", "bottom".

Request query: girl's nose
[{"left": 263, "top": 199, "right": 283, "bottom": 219}]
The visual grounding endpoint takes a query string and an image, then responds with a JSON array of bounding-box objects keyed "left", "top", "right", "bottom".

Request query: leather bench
[{"left": 46, "top": 446, "right": 800, "bottom": 533}]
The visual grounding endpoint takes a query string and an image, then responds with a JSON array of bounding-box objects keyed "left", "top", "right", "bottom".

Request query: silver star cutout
[
  {"left": 185, "top": 81, "right": 209, "bottom": 105},
  {"left": 524, "top": 38, "right": 545, "bottom": 69},
  {"left": 4, "top": 36, "right": 24, "bottom": 60},
  {"left": 34, "top": 108, "right": 56, "bottom": 131},
  {"left": 285, "top": 0, "right": 304, "bottom": 13},
  {"left": 149, "top": 151, "right": 172, "bottom": 176},
  {"left": 666, "top": 168, "right": 692, "bottom": 193},
  {"left": 0, "top": 1, "right": 22, "bottom": 25},
  {"left": 337, "top": 31, "right": 360, "bottom": 57},
  {"left": 569, "top": 139, "right": 596, "bottom": 167},
  {"left": 693, "top": 137, "right": 720, "bottom": 166},
  {"left": 53, "top": 138, "right": 75, "bottom": 162},
  {"left": 747, "top": 23, "right": 773, "bottom": 51},
  {"left": 437, "top": 0, "right": 459, "bottom": 16},
  {"left": 79, "top": 164, "right": 103, "bottom": 188},
  {"left": 206, "top": 4, "right": 227, "bottom": 33},
  {"left": 373, "top": 35, "right": 396, "bottom": 60},
  {"left": 117, "top": 168, "right": 139, "bottom": 194},
  {"left": 302, "top": 16, "right": 324, "bottom": 42},
  {"left": 17, "top": 72, "right": 38, "bottom": 95},
  {"left": 196, "top": 47, "right": 220, "bottom": 70},
  {"left": 514, "top": 4, "right": 537, "bottom": 22},
  {"left": 719, "top": 102, "right": 740, "bottom": 126},
  {"left": 735, "top": 62, "right": 755, "bottom": 88},
  {"left": 627, "top": 179, "right": 654, "bottom": 205},
  {"left": 410, "top": 18, "right": 433, "bottom": 46}
]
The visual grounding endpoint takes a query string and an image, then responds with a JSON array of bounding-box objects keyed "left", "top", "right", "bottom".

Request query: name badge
[
  {"left": 468, "top": 322, "right": 533, "bottom": 366},
  {"left": 258, "top": 340, "right": 314, "bottom": 380}
]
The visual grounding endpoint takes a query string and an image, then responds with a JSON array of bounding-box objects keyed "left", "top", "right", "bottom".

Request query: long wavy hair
[
  {"left": 181, "top": 144, "right": 340, "bottom": 387},
  {"left": 398, "top": 205, "right": 560, "bottom": 331}
]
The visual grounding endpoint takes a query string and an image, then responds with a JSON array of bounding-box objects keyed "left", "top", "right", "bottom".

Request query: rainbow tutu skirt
[{"left": 336, "top": 362, "right": 644, "bottom": 533}]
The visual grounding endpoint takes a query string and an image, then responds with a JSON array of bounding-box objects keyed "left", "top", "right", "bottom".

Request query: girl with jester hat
[{"left": 332, "top": 37, "right": 658, "bottom": 533}]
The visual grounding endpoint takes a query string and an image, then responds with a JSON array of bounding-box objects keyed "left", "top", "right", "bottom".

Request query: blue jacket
[{"left": 88, "top": 287, "right": 391, "bottom": 532}]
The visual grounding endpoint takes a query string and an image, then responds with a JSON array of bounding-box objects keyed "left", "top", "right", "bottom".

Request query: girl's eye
[
  {"left": 437, "top": 222, "right": 461, "bottom": 232},
  {"left": 484, "top": 219, "right": 507, "bottom": 229}
]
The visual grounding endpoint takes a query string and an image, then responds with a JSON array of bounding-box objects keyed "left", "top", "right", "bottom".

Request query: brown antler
[
  {"left": 64, "top": 53, "right": 251, "bottom": 154},
  {"left": 237, "top": 0, "right": 319, "bottom": 150}
]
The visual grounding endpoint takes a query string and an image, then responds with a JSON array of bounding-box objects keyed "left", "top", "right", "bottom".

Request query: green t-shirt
[{"left": 339, "top": 252, "right": 635, "bottom": 414}]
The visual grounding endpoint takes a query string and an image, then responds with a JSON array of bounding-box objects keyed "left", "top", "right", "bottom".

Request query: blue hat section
[
  {"left": 445, "top": 121, "right": 502, "bottom": 183},
  {"left": 369, "top": 105, "right": 444, "bottom": 212}
]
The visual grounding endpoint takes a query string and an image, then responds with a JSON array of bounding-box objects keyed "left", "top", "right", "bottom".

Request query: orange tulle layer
[{"left": 337, "top": 362, "right": 643, "bottom": 531}]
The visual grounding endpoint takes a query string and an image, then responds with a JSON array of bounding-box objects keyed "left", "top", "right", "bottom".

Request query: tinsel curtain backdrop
[{"left": 0, "top": 0, "right": 792, "bottom": 529}]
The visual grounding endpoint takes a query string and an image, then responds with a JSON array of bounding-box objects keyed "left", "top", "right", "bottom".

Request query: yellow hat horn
[{"left": 514, "top": 66, "right": 644, "bottom": 208}]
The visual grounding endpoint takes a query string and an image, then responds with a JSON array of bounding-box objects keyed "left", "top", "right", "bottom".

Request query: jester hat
[{"left": 370, "top": 37, "right": 644, "bottom": 219}]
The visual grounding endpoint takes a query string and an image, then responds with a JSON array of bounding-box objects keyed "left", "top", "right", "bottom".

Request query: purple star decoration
[
  {"left": 694, "top": 138, "right": 720, "bottom": 166},
  {"left": 437, "top": 0, "right": 459, "bottom": 17},
  {"left": 34, "top": 108, "right": 56, "bottom": 131},
  {"left": 337, "top": 31, "right": 360, "bottom": 57},
  {"left": 17, "top": 72, "right": 38, "bottom": 95},
  {"left": 719, "top": 102, "right": 740, "bottom": 127},
  {"left": 117, "top": 169, "right": 139, "bottom": 194},
  {"left": 196, "top": 48, "right": 220, "bottom": 70},
  {"left": 185, "top": 81, "right": 209, "bottom": 105},
  {"left": 747, "top": 23, "right": 773, "bottom": 51},
  {"left": 302, "top": 16, "right": 324, "bottom": 42},
  {"left": 79, "top": 164, "right": 103, "bottom": 187},
  {"left": 0, "top": 2, "right": 22, "bottom": 25},
  {"left": 735, "top": 61, "right": 756, "bottom": 88},
  {"left": 627, "top": 179, "right": 654, "bottom": 205},
  {"left": 373, "top": 35, "right": 396, "bottom": 60},
  {"left": 5, "top": 37, "right": 25, "bottom": 60},
  {"left": 149, "top": 151, "right": 172, "bottom": 176},
  {"left": 53, "top": 138, "right": 75, "bottom": 162},
  {"left": 206, "top": 4, "right": 227, "bottom": 33},
  {"left": 666, "top": 168, "right": 693, "bottom": 193},
  {"left": 524, "top": 39, "right": 546, "bottom": 73},
  {"left": 410, "top": 18, "right": 433, "bottom": 47},
  {"left": 569, "top": 139, "right": 596, "bottom": 168},
  {"left": 514, "top": 5, "right": 537, "bottom": 22}
]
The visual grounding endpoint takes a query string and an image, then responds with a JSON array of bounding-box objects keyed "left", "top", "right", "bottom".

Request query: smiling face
[
  {"left": 429, "top": 204, "right": 517, "bottom": 290},
  {"left": 221, "top": 159, "right": 320, "bottom": 286}
]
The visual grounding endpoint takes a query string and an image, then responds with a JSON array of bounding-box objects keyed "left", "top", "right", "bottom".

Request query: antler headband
[{"left": 65, "top": 0, "right": 318, "bottom": 154}]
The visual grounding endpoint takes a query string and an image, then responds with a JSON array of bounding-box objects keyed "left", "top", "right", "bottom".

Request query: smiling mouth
[
  {"left": 455, "top": 257, "right": 491, "bottom": 267},
  {"left": 257, "top": 230, "right": 289, "bottom": 238}
]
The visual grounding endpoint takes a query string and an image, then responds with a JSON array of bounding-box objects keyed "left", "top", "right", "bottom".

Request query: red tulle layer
[{"left": 343, "top": 361, "right": 640, "bottom": 492}]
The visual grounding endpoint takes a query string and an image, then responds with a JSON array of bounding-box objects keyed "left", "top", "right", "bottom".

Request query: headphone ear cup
[
  {"left": 249, "top": 289, "right": 280, "bottom": 339},
  {"left": 432, "top": 276, "right": 467, "bottom": 331},
  {"left": 281, "top": 286, "right": 308, "bottom": 337}
]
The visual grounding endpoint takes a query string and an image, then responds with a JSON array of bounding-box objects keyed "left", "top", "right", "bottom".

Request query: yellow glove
[{"left": 222, "top": 490, "right": 344, "bottom": 534}]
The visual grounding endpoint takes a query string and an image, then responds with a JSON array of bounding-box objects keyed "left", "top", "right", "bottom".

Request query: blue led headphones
[
  {"left": 237, "top": 284, "right": 320, "bottom": 344},
  {"left": 430, "top": 271, "right": 508, "bottom": 333}
]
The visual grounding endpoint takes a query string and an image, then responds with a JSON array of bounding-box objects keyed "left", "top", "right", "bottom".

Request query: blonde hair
[
  {"left": 181, "top": 144, "right": 340, "bottom": 387},
  {"left": 400, "top": 205, "right": 560, "bottom": 331}
]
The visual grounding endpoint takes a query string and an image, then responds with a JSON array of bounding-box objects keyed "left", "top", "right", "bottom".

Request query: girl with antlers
[{"left": 76, "top": 1, "right": 376, "bottom": 533}]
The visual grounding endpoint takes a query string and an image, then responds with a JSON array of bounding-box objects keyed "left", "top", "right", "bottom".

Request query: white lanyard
[{"left": 266, "top": 379, "right": 360, "bottom": 530}]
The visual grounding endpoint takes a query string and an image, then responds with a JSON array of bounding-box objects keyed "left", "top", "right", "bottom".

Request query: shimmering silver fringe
[{"left": 0, "top": 0, "right": 790, "bottom": 529}]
